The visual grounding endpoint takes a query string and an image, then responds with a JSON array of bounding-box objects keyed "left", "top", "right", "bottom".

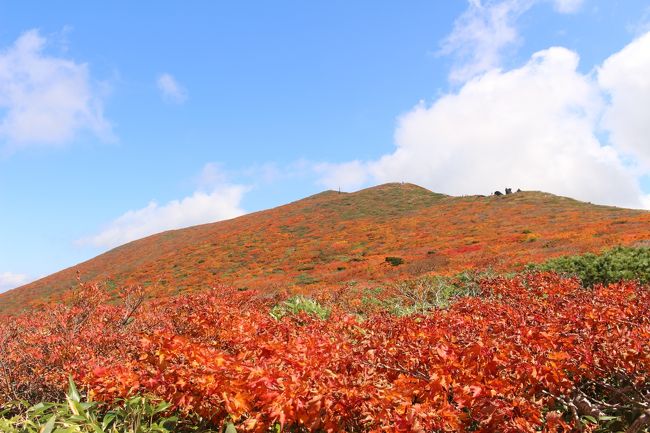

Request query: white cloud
[
  {"left": 319, "top": 33, "right": 650, "bottom": 209},
  {"left": 629, "top": 6, "right": 650, "bottom": 36},
  {"left": 552, "top": 0, "right": 584, "bottom": 13},
  {"left": 0, "top": 29, "right": 112, "bottom": 150},
  {"left": 598, "top": 31, "right": 650, "bottom": 170},
  {"left": 0, "top": 272, "right": 31, "bottom": 293},
  {"left": 643, "top": 195, "right": 650, "bottom": 210},
  {"left": 441, "top": 0, "right": 586, "bottom": 83},
  {"left": 80, "top": 180, "right": 248, "bottom": 249},
  {"left": 157, "top": 73, "right": 187, "bottom": 104},
  {"left": 440, "top": 0, "right": 533, "bottom": 83},
  {"left": 315, "top": 161, "right": 369, "bottom": 192},
  {"left": 196, "top": 162, "right": 229, "bottom": 190}
]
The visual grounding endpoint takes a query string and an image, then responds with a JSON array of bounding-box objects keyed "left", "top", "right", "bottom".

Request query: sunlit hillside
[{"left": 3, "top": 182, "right": 649, "bottom": 314}]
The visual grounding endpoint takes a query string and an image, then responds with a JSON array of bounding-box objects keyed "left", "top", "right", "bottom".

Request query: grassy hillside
[{"left": 2, "top": 182, "right": 650, "bottom": 313}]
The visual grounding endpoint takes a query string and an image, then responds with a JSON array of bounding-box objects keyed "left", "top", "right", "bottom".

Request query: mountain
[{"left": 2, "top": 183, "right": 650, "bottom": 313}]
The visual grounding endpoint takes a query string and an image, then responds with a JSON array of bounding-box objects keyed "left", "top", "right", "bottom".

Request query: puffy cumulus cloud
[
  {"left": 0, "top": 30, "right": 112, "bottom": 150},
  {"left": 0, "top": 272, "right": 31, "bottom": 293},
  {"left": 157, "top": 73, "right": 187, "bottom": 104},
  {"left": 319, "top": 33, "right": 650, "bottom": 209},
  {"left": 80, "top": 183, "right": 248, "bottom": 249},
  {"left": 598, "top": 32, "right": 650, "bottom": 170}
]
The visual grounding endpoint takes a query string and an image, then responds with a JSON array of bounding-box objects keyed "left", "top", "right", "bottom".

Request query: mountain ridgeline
[{"left": 2, "top": 183, "right": 650, "bottom": 313}]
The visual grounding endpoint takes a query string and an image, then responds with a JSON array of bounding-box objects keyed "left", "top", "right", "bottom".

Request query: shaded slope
[{"left": 3, "top": 183, "right": 650, "bottom": 313}]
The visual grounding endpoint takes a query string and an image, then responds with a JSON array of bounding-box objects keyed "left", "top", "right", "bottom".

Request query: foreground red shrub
[{"left": 2, "top": 273, "right": 649, "bottom": 432}]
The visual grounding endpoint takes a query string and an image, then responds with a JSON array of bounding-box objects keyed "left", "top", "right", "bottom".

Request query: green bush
[
  {"left": 385, "top": 256, "right": 404, "bottom": 266},
  {"left": 270, "top": 295, "right": 330, "bottom": 320},
  {"left": 530, "top": 246, "right": 650, "bottom": 287}
]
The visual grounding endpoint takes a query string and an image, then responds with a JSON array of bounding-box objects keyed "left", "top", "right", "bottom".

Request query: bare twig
[
  {"left": 542, "top": 390, "right": 583, "bottom": 432},
  {"left": 627, "top": 409, "right": 650, "bottom": 433}
]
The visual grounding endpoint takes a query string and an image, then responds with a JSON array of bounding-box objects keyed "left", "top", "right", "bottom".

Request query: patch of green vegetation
[
  {"left": 270, "top": 295, "right": 330, "bottom": 320},
  {"left": 0, "top": 377, "right": 203, "bottom": 433},
  {"left": 279, "top": 224, "right": 311, "bottom": 237},
  {"left": 300, "top": 183, "right": 446, "bottom": 221},
  {"left": 385, "top": 256, "right": 404, "bottom": 266},
  {"left": 529, "top": 246, "right": 650, "bottom": 287},
  {"left": 295, "top": 273, "right": 320, "bottom": 285},
  {"left": 104, "top": 279, "right": 117, "bottom": 293},
  {"left": 367, "top": 272, "right": 488, "bottom": 316},
  {"left": 161, "top": 231, "right": 179, "bottom": 241}
]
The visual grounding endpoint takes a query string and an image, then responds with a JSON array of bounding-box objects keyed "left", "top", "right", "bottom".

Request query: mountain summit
[{"left": 2, "top": 183, "right": 649, "bottom": 313}]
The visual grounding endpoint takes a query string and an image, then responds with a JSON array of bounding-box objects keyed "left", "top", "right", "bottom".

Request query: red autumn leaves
[{"left": 2, "top": 272, "right": 648, "bottom": 432}]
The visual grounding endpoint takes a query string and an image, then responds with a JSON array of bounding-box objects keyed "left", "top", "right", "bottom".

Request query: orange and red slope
[{"left": 3, "top": 182, "right": 650, "bottom": 313}]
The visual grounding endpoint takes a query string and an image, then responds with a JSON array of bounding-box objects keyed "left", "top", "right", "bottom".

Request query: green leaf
[
  {"left": 101, "top": 413, "right": 116, "bottom": 430},
  {"left": 582, "top": 415, "right": 597, "bottom": 424},
  {"left": 66, "top": 397, "right": 85, "bottom": 417},
  {"left": 30, "top": 403, "right": 48, "bottom": 414},
  {"left": 154, "top": 401, "right": 171, "bottom": 414},
  {"left": 39, "top": 415, "right": 56, "bottom": 433},
  {"left": 67, "top": 376, "right": 81, "bottom": 403},
  {"left": 225, "top": 422, "right": 237, "bottom": 433}
]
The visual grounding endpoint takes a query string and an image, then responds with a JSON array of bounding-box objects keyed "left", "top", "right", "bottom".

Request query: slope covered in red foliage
[{"left": 2, "top": 183, "right": 650, "bottom": 314}]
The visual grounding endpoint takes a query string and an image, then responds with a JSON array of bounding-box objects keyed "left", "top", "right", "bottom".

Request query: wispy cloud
[
  {"left": 79, "top": 164, "right": 247, "bottom": 249},
  {"left": 440, "top": 0, "right": 586, "bottom": 83},
  {"left": 551, "top": 0, "right": 584, "bottom": 13},
  {"left": 0, "top": 29, "right": 112, "bottom": 152},
  {"left": 0, "top": 272, "right": 31, "bottom": 293},
  {"left": 627, "top": 5, "right": 650, "bottom": 37},
  {"left": 439, "top": 0, "right": 535, "bottom": 83},
  {"left": 157, "top": 73, "right": 187, "bottom": 104}
]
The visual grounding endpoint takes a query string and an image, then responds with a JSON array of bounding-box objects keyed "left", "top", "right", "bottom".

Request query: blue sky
[{"left": 1, "top": 0, "right": 650, "bottom": 291}]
